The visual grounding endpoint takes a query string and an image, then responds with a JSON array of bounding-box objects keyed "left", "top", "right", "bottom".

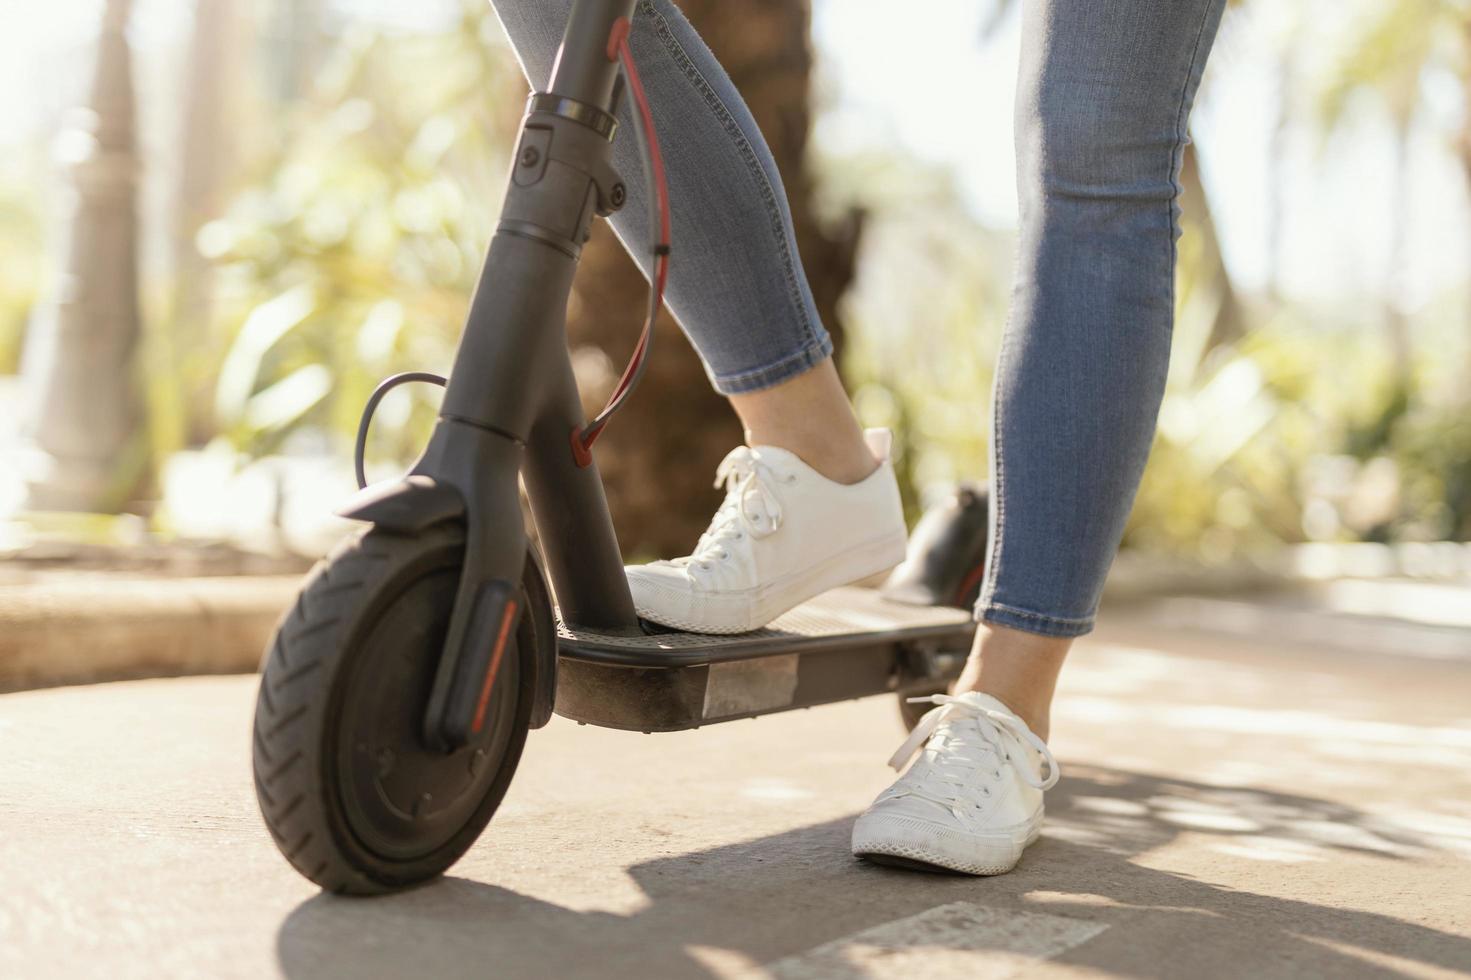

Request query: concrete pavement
[{"left": 2, "top": 611, "right": 1470, "bottom": 979}]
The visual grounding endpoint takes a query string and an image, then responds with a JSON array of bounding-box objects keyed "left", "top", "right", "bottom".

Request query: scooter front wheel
[{"left": 252, "top": 524, "right": 532, "bottom": 895}]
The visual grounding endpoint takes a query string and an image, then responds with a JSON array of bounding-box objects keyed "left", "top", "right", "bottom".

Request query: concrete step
[{"left": 0, "top": 574, "right": 298, "bottom": 691}]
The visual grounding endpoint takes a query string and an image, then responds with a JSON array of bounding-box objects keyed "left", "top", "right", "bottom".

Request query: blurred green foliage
[
  {"left": 195, "top": 0, "right": 1469, "bottom": 554},
  {"left": 161, "top": 4, "right": 521, "bottom": 468},
  {"left": 823, "top": 148, "right": 1471, "bottom": 555},
  {"left": 7, "top": 0, "right": 1462, "bottom": 555},
  {"left": 815, "top": 153, "right": 1008, "bottom": 526},
  {"left": 1316, "top": 0, "right": 1466, "bottom": 134}
]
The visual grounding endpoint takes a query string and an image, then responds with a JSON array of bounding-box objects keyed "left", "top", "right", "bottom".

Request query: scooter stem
[{"left": 388, "top": 0, "right": 642, "bottom": 748}]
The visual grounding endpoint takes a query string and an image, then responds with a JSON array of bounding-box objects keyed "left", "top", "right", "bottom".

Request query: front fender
[
  {"left": 336, "top": 475, "right": 465, "bottom": 532},
  {"left": 337, "top": 473, "right": 558, "bottom": 731},
  {"left": 520, "top": 546, "right": 558, "bottom": 730}
]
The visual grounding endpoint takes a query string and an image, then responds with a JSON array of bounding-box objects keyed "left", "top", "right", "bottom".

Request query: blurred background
[
  {"left": 2, "top": 0, "right": 1469, "bottom": 625},
  {"left": 6, "top": 8, "right": 1471, "bottom": 966}
]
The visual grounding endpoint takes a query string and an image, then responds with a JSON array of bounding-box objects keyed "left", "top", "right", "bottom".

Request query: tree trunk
[
  {"left": 1460, "top": 16, "right": 1471, "bottom": 394},
  {"left": 1266, "top": 49, "right": 1294, "bottom": 307},
  {"left": 1385, "top": 115, "right": 1413, "bottom": 389},
  {"left": 264, "top": 0, "right": 323, "bottom": 103},
  {"left": 567, "top": 0, "right": 860, "bottom": 559},
  {"left": 1179, "top": 140, "right": 1245, "bottom": 364},
  {"left": 171, "top": 0, "right": 248, "bottom": 448},
  {"left": 21, "top": 0, "right": 147, "bottom": 513}
]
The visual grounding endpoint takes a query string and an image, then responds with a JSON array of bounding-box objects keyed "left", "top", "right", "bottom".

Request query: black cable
[{"left": 353, "top": 371, "right": 446, "bottom": 489}]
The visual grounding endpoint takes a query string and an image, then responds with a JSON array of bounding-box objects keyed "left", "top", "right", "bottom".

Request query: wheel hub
[{"left": 334, "top": 566, "right": 520, "bottom": 862}]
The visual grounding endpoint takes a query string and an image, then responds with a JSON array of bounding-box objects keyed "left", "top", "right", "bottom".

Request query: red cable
[{"left": 573, "top": 17, "right": 671, "bottom": 464}]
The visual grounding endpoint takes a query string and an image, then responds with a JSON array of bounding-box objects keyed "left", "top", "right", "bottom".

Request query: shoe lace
[
  {"left": 667, "top": 446, "right": 792, "bottom": 573},
  {"left": 886, "top": 694, "right": 1060, "bottom": 811}
]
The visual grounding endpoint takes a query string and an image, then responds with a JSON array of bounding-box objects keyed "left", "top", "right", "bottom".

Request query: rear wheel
[{"left": 252, "top": 523, "right": 534, "bottom": 894}]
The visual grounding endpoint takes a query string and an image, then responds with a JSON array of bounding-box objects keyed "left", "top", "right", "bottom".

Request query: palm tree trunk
[
  {"left": 171, "top": 0, "right": 248, "bottom": 448},
  {"left": 1179, "top": 140, "right": 1244, "bottom": 362},
  {"left": 567, "top": 0, "right": 860, "bottom": 558},
  {"left": 22, "top": 0, "right": 146, "bottom": 512},
  {"left": 1386, "top": 115, "right": 1414, "bottom": 389},
  {"left": 264, "top": 0, "right": 323, "bottom": 103},
  {"left": 1266, "top": 50, "right": 1294, "bottom": 306},
  {"left": 1460, "top": 17, "right": 1471, "bottom": 393}
]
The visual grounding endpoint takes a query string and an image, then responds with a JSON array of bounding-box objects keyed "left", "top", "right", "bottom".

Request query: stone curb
[
  {"left": 4, "top": 538, "right": 1468, "bottom": 693},
  {"left": 0, "top": 575, "right": 300, "bottom": 692}
]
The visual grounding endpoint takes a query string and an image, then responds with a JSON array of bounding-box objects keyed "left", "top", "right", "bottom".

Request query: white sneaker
[
  {"left": 851, "top": 692, "right": 1060, "bottom": 875},
  {"left": 624, "top": 428, "right": 908, "bottom": 634}
]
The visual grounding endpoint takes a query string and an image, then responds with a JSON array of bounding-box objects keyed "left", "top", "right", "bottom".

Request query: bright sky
[
  {"left": 812, "top": 0, "right": 1471, "bottom": 312},
  {"left": 5, "top": 0, "right": 1468, "bottom": 313}
]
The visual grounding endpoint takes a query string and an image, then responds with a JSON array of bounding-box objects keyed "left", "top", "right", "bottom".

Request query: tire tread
[
  {"left": 253, "top": 527, "right": 441, "bottom": 894},
  {"left": 251, "top": 524, "right": 532, "bottom": 896}
]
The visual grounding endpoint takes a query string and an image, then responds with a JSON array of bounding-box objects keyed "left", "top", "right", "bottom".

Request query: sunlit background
[
  {"left": 4, "top": 8, "right": 1470, "bottom": 967},
  {"left": 3, "top": 0, "right": 1469, "bottom": 571}
]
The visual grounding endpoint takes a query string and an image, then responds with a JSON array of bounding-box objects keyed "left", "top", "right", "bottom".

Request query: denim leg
[
  {"left": 487, "top": 0, "right": 832, "bottom": 395},
  {"left": 976, "top": 0, "right": 1228, "bottom": 637}
]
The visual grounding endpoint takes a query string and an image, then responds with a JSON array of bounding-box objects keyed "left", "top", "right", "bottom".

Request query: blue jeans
[{"left": 490, "top": 0, "right": 1228, "bottom": 637}]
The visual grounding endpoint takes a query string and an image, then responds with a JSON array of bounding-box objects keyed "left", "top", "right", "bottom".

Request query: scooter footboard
[{"left": 554, "top": 587, "right": 975, "bottom": 732}]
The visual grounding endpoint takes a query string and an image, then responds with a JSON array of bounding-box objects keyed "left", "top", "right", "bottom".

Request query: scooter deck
[{"left": 554, "top": 587, "right": 974, "bottom": 732}]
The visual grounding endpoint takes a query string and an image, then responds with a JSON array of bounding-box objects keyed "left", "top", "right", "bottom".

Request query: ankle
[
  {"left": 1005, "top": 704, "right": 1050, "bottom": 744},
  {"left": 728, "top": 358, "right": 878, "bottom": 485},
  {"left": 955, "top": 686, "right": 1051, "bottom": 741},
  {"left": 951, "top": 623, "right": 1073, "bottom": 743},
  {"left": 748, "top": 429, "right": 877, "bottom": 485},
  {"left": 953, "top": 682, "right": 1047, "bottom": 735}
]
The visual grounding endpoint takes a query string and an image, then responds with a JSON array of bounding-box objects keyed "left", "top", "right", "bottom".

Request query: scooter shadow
[{"left": 275, "top": 765, "right": 1471, "bottom": 979}]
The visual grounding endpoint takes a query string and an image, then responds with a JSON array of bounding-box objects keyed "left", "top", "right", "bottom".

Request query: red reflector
[{"left": 470, "top": 598, "right": 518, "bottom": 734}]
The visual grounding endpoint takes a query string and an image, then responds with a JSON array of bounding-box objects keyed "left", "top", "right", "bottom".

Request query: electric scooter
[{"left": 251, "top": 0, "right": 986, "bottom": 895}]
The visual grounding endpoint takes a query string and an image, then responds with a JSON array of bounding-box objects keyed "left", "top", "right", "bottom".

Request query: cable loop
[{"left": 353, "top": 371, "right": 446, "bottom": 489}]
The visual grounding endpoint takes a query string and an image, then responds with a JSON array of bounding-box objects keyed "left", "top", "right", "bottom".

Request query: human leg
[
  {"left": 489, "top": 0, "right": 894, "bottom": 631},
  {"left": 490, "top": 1, "right": 846, "bottom": 404},
  {"left": 854, "top": 0, "right": 1229, "bottom": 875},
  {"left": 976, "top": 0, "right": 1230, "bottom": 639}
]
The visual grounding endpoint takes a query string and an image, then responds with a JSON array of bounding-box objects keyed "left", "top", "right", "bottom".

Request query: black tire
[{"left": 252, "top": 523, "right": 533, "bottom": 895}]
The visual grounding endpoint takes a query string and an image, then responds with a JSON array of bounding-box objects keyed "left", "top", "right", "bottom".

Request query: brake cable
[
  {"left": 571, "top": 15, "right": 671, "bottom": 466},
  {"left": 354, "top": 17, "right": 668, "bottom": 485}
]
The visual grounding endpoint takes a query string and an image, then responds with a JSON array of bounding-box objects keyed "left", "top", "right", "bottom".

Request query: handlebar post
[{"left": 548, "top": 0, "right": 639, "bottom": 110}]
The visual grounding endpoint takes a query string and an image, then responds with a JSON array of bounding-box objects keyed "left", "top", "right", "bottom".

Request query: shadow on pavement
[{"left": 275, "top": 765, "right": 1471, "bottom": 979}]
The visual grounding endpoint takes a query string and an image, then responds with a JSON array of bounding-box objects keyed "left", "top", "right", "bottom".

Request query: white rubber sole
[
  {"left": 850, "top": 808, "right": 1045, "bottom": 876},
  {"left": 630, "top": 531, "right": 908, "bottom": 635}
]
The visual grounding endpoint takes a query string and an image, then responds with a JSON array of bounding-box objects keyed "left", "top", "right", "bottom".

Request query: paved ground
[{"left": 3, "top": 609, "right": 1470, "bottom": 979}]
